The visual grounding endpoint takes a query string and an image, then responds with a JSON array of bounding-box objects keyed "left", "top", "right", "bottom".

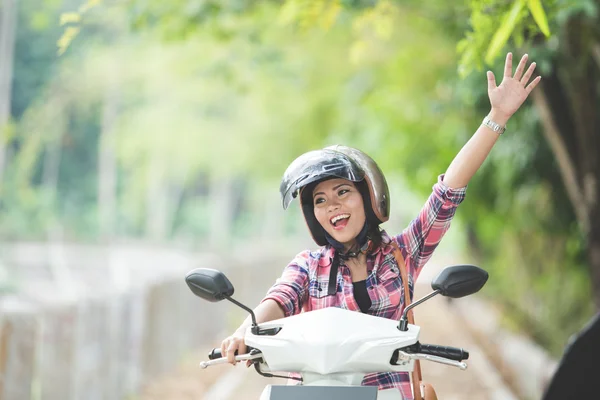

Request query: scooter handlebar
[
  {"left": 419, "top": 344, "right": 469, "bottom": 362},
  {"left": 208, "top": 346, "right": 255, "bottom": 360}
]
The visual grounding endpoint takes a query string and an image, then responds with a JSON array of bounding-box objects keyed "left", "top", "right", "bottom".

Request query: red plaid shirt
[{"left": 262, "top": 174, "right": 467, "bottom": 399}]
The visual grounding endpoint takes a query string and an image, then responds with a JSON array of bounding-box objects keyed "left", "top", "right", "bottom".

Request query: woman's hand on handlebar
[
  {"left": 220, "top": 329, "right": 247, "bottom": 365},
  {"left": 219, "top": 300, "right": 285, "bottom": 366}
]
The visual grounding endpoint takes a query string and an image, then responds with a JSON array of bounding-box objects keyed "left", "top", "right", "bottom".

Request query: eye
[
  {"left": 338, "top": 189, "right": 350, "bottom": 196},
  {"left": 314, "top": 197, "right": 325, "bottom": 205}
]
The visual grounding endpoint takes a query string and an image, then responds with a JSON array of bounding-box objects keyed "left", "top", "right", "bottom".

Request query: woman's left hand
[{"left": 487, "top": 52, "right": 542, "bottom": 124}]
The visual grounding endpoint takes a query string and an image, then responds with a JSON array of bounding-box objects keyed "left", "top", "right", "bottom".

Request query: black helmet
[{"left": 280, "top": 145, "right": 390, "bottom": 246}]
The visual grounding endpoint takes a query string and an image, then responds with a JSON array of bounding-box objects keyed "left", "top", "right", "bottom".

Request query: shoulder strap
[
  {"left": 391, "top": 243, "right": 412, "bottom": 319},
  {"left": 390, "top": 241, "right": 423, "bottom": 400},
  {"left": 327, "top": 255, "right": 339, "bottom": 296}
]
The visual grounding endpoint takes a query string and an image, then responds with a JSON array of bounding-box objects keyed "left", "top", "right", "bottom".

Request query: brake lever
[
  {"left": 393, "top": 351, "right": 468, "bottom": 370},
  {"left": 200, "top": 352, "right": 263, "bottom": 369}
]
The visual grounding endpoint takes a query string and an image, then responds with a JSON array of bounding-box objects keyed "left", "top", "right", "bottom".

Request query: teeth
[{"left": 330, "top": 214, "right": 350, "bottom": 224}]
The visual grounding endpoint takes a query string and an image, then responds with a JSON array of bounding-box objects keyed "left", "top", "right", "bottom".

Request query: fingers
[
  {"left": 221, "top": 339, "right": 228, "bottom": 362},
  {"left": 521, "top": 61, "right": 537, "bottom": 85},
  {"left": 513, "top": 53, "right": 528, "bottom": 80},
  {"left": 487, "top": 70, "right": 497, "bottom": 92},
  {"left": 221, "top": 337, "right": 236, "bottom": 364},
  {"left": 503, "top": 52, "right": 513, "bottom": 77},
  {"left": 221, "top": 335, "right": 247, "bottom": 365},
  {"left": 226, "top": 341, "right": 237, "bottom": 364},
  {"left": 500, "top": 52, "right": 541, "bottom": 91},
  {"left": 526, "top": 75, "right": 542, "bottom": 93}
]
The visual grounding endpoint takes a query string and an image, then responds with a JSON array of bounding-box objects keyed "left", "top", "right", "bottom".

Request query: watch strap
[{"left": 482, "top": 115, "right": 506, "bottom": 135}]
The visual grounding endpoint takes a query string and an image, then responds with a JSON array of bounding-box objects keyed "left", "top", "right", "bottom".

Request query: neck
[{"left": 343, "top": 240, "right": 358, "bottom": 252}]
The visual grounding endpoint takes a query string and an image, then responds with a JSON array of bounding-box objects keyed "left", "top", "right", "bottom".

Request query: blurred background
[{"left": 0, "top": 0, "right": 598, "bottom": 399}]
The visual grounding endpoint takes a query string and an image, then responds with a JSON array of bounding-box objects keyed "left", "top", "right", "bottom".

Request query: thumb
[{"left": 487, "top": 71, "right": 497, "bottom": 92}]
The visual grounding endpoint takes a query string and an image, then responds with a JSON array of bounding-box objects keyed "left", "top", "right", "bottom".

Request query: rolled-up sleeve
[
  {"left": 261, "top": 251, "right": 310, "bottom": 317},
  {"left": 397, "top": 174, "right": 467, "bottom": 280}
]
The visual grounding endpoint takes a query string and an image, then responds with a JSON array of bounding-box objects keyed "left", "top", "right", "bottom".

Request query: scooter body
[
  {"left": 247, "top": 307, "right": 419, "bottom": 378},
  {"left": 186, "top": 264, "right": 488, "bottom": 400},
  {"left": 248, "top": 307, "right": 419, "bottom": 399}
]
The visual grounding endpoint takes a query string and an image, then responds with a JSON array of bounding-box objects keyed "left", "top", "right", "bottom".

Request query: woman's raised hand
[{"left": 486, "top": 52, "right": 542, "bottom": 124}]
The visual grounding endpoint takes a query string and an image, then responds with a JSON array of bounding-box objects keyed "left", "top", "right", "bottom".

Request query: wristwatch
[{"left": 482, "top": 115, "right": 506, "bottom": 135}]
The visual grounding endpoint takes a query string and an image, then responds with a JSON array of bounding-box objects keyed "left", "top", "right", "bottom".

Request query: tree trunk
[
  {"left": 534, "top": 14, "right": 600, "bottom": 307},
  {"left": 561, "top": 16, "right": 600, "bottom": 307},
  {"left": 99, "top": 87, "right": 119, "bottom": 240},
  {"left": 208, "top": 176, "right": 235, "bottom": 250},
  {"left": 42, "top": 108, "right": 64, "bottom": 198},
  {"left": 0, "top": 0, "right": 18, "bottom": 185},
  {"left": 590, "top": 205, "right": 600, "bottom": 307},
  {"left": 145, "top": 155, "right": 167, "bottom": 241}
]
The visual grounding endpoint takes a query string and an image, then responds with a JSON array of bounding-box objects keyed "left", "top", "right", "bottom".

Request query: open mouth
[{"left": 330, "top": 214, "right": 350, "bottom": 230}]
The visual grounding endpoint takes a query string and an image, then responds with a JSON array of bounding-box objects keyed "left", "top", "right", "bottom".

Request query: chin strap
[
  {"left": 325, "top": 222, "right": 370, "bottom": 296},
  {"left": 324, "top": 222, "right": 370, "bottom": 260}
]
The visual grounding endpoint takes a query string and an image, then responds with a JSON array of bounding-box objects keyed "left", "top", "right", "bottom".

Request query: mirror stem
[
  {"left": 225, "top": 296, "right": 260, "bottom": 334},
  {"left": 398, "top": 289, "right": 440, "bottom": 331}
]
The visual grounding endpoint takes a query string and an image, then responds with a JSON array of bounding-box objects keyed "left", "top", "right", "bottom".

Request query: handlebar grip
[
  {"left": 419, "top": 344, "right": 469, "bottom": 361},
  {"left": 208, "top": 348, "right": 224, "bottom": 360},
  {"left": 208, "top": 346, "right": 255, "bottom": 360}
]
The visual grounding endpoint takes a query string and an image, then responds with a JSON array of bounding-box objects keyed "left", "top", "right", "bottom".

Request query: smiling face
[{"left": 312, "top": 178, "right": 366, "bottom": 250}]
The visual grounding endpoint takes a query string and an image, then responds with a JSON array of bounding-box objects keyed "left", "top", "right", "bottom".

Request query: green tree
[
  {"left": 6, "top": 0, "right": 597, "bottom": 355},
  {"left": 273, "top": 0, "right": 599, "bottom": 352}
]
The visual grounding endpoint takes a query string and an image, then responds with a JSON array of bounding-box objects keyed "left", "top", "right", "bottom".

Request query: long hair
[{"left": 354, "top": 179, "right": 385, "bottom": 251}]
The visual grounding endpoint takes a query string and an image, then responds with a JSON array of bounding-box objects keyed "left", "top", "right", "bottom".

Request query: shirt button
[{"left": 318, "top": 287, "right": 322, "bottom": 292}]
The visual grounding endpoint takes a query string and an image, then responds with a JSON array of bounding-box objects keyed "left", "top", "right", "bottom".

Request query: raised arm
[{"left": 443, "top": 52, "right": 541, "bottom": 189}]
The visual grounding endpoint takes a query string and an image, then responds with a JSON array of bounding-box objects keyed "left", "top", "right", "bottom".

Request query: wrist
[{"left": 488, "top": 109, "right": 510, "bottom": 126}]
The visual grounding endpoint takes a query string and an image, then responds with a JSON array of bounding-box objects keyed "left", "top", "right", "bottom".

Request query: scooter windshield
[{"left": 280, "top": 149, "right": 365, "bottom": 210}]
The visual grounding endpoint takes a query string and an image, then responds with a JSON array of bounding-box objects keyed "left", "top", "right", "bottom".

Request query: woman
[{"left": 220, "top": 52, "right": 541, "bottom": 398}]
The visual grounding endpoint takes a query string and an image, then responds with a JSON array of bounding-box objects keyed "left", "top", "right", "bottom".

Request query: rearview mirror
[
  {"left": 185, "top": 268, "right": 234, "bottom": 302},
  {"left": 431, "top": 265, "right": 488, "bottom": 298}
]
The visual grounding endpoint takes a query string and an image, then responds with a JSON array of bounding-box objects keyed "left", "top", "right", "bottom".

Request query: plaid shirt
[{"left": 262, "top": 174, "right": 467, "bottom": 399}]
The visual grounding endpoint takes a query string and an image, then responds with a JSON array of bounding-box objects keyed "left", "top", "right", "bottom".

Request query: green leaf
[
  {"left": 485, "top": 0, "right": 525, "bottom": 65},
  {"left": 527, "top": 0, "right": 551, "bottom": 37},
  {"left": 56, "top": 26, "right": 80, "bottom": 55},
  {"left": 60, "top": 12, "right": 81, "bottom": 26}
]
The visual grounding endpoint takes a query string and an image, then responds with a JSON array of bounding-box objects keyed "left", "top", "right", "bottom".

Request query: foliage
[
  {"left": 267, "top": 0, "right": 597, "bottom": 353},
  {"left": 3, "top": 0, "right": 597, "bottom": 356}
]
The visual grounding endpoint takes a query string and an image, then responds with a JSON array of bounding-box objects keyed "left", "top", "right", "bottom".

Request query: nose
[{"left": 327, "top": 198, "right": 341, "bottom": 213}]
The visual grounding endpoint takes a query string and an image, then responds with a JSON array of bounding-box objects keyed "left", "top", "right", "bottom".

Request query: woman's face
[{"left": 312, "top": 178, "right": 366, "bottom": 249}]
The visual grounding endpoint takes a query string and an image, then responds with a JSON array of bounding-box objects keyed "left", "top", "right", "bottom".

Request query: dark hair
[{"left": 354, "top": 179, "right": 386, "bottom": 251}]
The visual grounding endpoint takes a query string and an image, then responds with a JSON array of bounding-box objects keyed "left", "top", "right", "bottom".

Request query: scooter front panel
[{"left": 247, "top": 307, "right": 419, "bottom": 374}]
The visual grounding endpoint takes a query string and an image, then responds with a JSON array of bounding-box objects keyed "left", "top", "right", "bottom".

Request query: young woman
[{"left": 220, "top": 52, "right": 541, "bottom": 398}]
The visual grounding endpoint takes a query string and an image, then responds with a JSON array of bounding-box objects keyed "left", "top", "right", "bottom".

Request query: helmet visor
[{"left": 280, "top": 149, "right": 365, "bottom": 209}]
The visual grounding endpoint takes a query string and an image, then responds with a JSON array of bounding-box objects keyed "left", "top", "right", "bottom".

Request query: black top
[{"left": 352, "top": 280, "right": 372, "bottom": 313}]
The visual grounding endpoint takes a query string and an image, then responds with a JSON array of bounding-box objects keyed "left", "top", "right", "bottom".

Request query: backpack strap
[
  {"left": 327, "top": 255, "right": 340, "bottom": 295},
  {"left": 391, "top": 241, "right": 423, "bottom": 400}
]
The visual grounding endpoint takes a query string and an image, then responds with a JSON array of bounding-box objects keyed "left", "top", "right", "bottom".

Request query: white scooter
[{"left": 185, "top": 264, "right": 488, "bottom": 400}]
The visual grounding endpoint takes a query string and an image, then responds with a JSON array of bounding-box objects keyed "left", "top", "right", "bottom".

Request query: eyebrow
[{"left": 313, "top": 183, "right": 351, "bottom": 198}]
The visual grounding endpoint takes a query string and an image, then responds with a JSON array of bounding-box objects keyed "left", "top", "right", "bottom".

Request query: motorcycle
[{"left": 185, "top": 263, "right": 488, "bottom": 400}]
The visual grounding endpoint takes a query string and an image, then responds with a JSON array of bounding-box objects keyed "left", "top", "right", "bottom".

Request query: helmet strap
[{"left": 325, "top": 222, "right": 370, "bottom": 260}]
